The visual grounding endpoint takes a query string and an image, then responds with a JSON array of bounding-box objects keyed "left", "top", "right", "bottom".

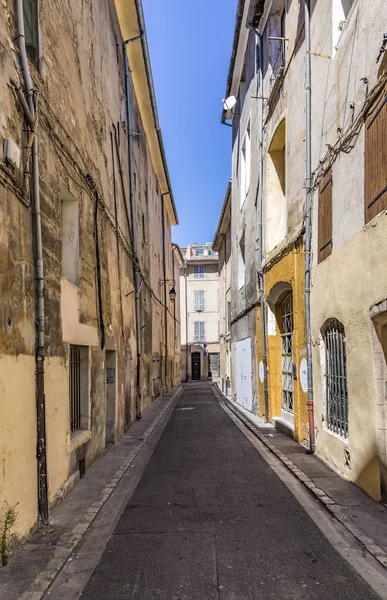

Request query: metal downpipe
[
  {"left": 16, "top": 0, "right": 48, "bottom": 523},
  {"left": 256, "top": 31, "right": 269, "bottom": 422},
  {"left": 304, "top": 0, "right": 315, "bottom": 452},
  {"left": 123, "top": 40, "right": 142, "bottom": 419}
]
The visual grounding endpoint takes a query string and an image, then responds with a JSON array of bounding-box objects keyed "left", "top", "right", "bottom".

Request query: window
[
  {"left": 269, "top": 10, "right": 286, "bottom": 82},
  {"left": 238, "top": 232, "right": 245, "bottom": 290},
  {"left": 280, "top": 293, "right": 293, "bottom": 413},
  {"left": 194, "top": 264, "right": 204, "bottom": 279},
  {"left": 227, "top": 301, "right": 231, "bottom": 330},
  {"left": 318, "top": 168, "right": 333, "bottom": 263},
  {"left": 332, "top": 0, "right": 355, "bottom": 53},
  {"left": 240, "top": 121, "right": 251, "bottom": 207},
  {"left": 194, "top": 247, "right": 204, "bottom": 256},
  {"left": 322, "top": 319, "right": 348, "bottom": 438},
  {"left": 61, "top": 186, "right": 79, "bottom": 286},
  {"left": 194, "top": 290, "right": 205, "bottom": 311},
  {"left": 194, "top": 321, "right": 205, "bottom": 342},
  {"left": 365, "top": 83, "right": 387, "bottom": 223},
  {"left": 23, "top": 0, "right": 40, "bottom": 67},
  {"left": 69, "top": 345, "right": 89, "bottom": 434}
]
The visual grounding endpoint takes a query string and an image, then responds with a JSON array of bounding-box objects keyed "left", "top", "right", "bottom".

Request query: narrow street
[{"left": 56, "top": 382, "right": 381, "bottom": 600}]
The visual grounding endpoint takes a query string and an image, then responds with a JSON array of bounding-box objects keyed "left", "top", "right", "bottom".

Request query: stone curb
[
  {"left": 19, "top": 386, "right": 184, "bottom": 600},
  {"left": 212, "top": 384, "right": 387, "bottom": 572}
]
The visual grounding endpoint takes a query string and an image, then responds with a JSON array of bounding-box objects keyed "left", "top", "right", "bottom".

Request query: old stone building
[
  {"left": 179, "top": 244, "right": 220, "bottom": 382},
  {"left": 309, "top": 1, "right": 387, "bottom": 500},
  {"left": 220, "top": 0, "right": 387, "bottom": 501},
  {"left": 213, "top": 181, "right": 232, "bottom": 397},
  {"left": 222, "top": 0, "right": 308, "bottom": 436},
  {"left": 0, "top": 0, "right": 180, "bottom": 539}
]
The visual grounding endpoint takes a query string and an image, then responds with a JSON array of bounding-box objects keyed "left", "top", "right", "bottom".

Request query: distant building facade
[
  {"left": 213, "top": 182, "right": 232, "bottom": 397},
  {"left": 180, "top": 244, "right": 220, "bottom": 382}
]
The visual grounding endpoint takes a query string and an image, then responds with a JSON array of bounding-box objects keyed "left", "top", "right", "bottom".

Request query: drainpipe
[
  {"left": 256, "top": 31, "right": 269, "bottom": 422},
  {"left": 185, "top": 264, "right": 188, "bottom": 382},
  {"left": 247, "top": 22, "right": 269, "bottom": 422},
  {"left": 161, "top": 193, "right": 168, "bottom": 391},
  {"left": 15, "top": 0, "right": 48, "bottom": 523},
  {"left": 123, "top": 38, "right": 142, "bottom": 419},
  {"left": 304, "top": 0, "right": 315, "bottom": 452}
]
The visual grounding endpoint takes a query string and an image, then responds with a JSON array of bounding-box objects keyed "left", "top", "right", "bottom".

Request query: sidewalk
[
  {"left": 212, "top": 385, "right": 387, "bottom": 571},
  {"left": 0, "top": 386, "right": 182, "bottom": 600}
]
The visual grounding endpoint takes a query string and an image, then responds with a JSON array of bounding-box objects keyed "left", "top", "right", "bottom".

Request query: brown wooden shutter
[
  {"left": 318, "top": 168, "right": 333, "bottom": 263},
  {"left": 365, "top": 83, "right": 387, "bottom": 224}
]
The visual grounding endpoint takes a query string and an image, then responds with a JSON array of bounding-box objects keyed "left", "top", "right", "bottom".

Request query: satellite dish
[{"left": 223, "top": 95, "right": 237, "bottom": 111}]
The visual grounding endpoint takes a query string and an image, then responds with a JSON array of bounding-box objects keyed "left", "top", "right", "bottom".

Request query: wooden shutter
[
  {"left": 318, "top": 168, "right": 333, "bottom": 263},
  {"left": 365, "top": 83, "right": 387, "bottom": 224}
]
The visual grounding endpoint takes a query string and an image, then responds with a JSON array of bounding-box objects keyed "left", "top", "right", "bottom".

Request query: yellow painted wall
[
  {"left": 258, "top": 240, "right": 308, "bottom": 444},
  {"left": 0, "top": 356, "right": 37, "bottom": 538},
  {"left": 45, "top": 357, "right": 71, "bottom": 505}
]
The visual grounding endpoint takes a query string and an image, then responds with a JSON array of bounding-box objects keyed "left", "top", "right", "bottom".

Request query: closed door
[
  {"left": 235, "top": 338, "right": 253, "bottom": 411},
  {"left": 124, "top": 348, "right": 131, "bottom": 429},
  {"left": 191, "top": 352, "right": 201, "bottom": 380},
  {"left": 106, "top": 350, "right": 116, "bottom": 445}
]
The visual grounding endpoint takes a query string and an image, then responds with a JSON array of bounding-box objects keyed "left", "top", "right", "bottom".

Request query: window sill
[
  {"left": 70, "top": 429, "right": 91, "bottom": 450},
  {"left": 323, "top": 423, "right": 349, "bottom": 444}
]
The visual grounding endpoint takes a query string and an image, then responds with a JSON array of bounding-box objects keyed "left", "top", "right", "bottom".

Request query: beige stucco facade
[
  {"left": 213, "top": 182, "right": 232, "bottom": 396},
  {"left": 0, "top": 0, "right": 180, "bottom": 540},
  {"left": 309, "top": 0, "right": 387, "bottom": 500},
  {"left": 221, "top": 0, "right": 387, "bottom": 499},
  {"left": 179, "top": 244, "right": 220, "bottom": 382}
]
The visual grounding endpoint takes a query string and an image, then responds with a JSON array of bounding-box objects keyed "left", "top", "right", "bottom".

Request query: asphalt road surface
[{"left": 81, "top": 383, "right": 380, "bottom": 600}]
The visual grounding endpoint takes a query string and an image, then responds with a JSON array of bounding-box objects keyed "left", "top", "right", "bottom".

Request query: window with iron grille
[
  {"left": 194, "top": 290, "right": 205, "bottom": 311},
  {"left": 280, "top": 293, "right": 293, "bottom": 413},
  {"left": 23, "top": 0, "right": 40, "bottom": 67},
  {"left": 69, "top": 345, "right": 89, "bottom": 434},
  {"left": 323, "top": 319, "right": 348, "bottom": 438},
  {"left": 194, "top": 321, "right": 205, "bottom": 342},
  {"left": 318, "top": 168, "right": 333, "bottom": 263},
  {"left": 193, "top": 264, "right": 204, "bottom": 279},
  {"left": 365, "top": 82, "right": 387, "bottom": 223}
]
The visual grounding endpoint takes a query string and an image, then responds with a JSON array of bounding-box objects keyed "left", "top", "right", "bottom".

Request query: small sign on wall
[
  {"left": 259, "top": 360, "right": 265, "bottom": 383},
  {"left": 106, "top": 368, "right": 115, "bottom": 384},
  {"left": 300, "top": 358, "right": 308, "bottom": 393}
]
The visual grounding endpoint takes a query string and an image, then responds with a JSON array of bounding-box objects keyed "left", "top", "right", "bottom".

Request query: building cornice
[
  {"left": 212, "top": 179, "right": 231, "bottom": 251},
  {"left": 113, "top": 0, "right": 178, "bottom": 225}
]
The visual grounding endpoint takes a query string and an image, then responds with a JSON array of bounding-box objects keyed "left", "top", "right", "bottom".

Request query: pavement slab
[{"left": 79, "top": 382, "right": 381, "bottom": 600}]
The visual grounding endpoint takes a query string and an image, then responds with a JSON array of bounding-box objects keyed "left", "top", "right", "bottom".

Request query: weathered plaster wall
[
  {"left": 309, "top": 0, "right": 387, "bottom": 499},
  {"left": 0, "top": 0, "right": 178, "bottom": 538}
]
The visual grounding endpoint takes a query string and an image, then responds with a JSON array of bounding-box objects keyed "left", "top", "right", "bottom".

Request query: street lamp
[{"left": 169, "top": 287, "right": 176, "bottom": 303}]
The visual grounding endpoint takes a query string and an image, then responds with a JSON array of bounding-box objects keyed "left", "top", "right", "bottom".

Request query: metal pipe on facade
[
  {"left": 16, "top": 0, "right": 48, "bottom": 523},
  {"left": 304, "top": 0, "right": 315, "bottom": 452},
  {"left": 161, "top": 192, "right": 168, "bottom": 390},
  {"left": 255, "top": 30, "right": 269, "bottom": 422},
  {"left": 246, "top": 20, "right": 269, "bottom": 422},
  {"left": 123, "top": 39, "right": 142, "bottom": 419}
]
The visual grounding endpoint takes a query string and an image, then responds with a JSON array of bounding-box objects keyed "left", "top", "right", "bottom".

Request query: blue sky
[{"left": 143, "top": 0, "right": 237, "bottom": 247}]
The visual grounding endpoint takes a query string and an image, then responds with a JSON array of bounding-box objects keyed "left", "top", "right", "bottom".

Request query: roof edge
[{"left": 212, "top": 179, "right": 232, "bottom": 251}]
